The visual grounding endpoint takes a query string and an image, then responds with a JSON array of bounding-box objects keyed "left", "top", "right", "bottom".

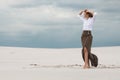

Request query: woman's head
[{"left": 84, "top": 11, "right": 93, "bottom": 19}]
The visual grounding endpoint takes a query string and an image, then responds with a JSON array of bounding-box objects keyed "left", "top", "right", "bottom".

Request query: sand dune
[{"left": 0, "top": 46, "right": 120, "bottom": 80}]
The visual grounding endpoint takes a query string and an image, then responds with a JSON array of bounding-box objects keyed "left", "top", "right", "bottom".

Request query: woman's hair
[{"left": 85, "top": 12, "right": 93, "bottom": 18}]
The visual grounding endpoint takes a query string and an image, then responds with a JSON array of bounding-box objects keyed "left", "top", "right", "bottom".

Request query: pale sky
[{"left": 0, "top": 0, "right": 120, "bottom": 48}]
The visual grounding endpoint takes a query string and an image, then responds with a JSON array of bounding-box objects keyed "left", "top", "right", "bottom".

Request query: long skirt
[
  {"left": 81, "top": 31, "right": 93, "bottom": 53},
  {"left": 81, "top": 31, "right": 98, "bottom": 67},
  {"left": 81, "top": 31, "right": 93, "bottom": 61}
]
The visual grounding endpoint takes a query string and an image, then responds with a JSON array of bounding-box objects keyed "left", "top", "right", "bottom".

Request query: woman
[{"left": 78, "top": 9, "right": 97, "bottom": 69}]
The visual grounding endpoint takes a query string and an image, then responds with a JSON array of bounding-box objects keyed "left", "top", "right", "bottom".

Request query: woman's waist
[
  {"left": 83, "top": 30, "right": 91, "bottom": 33},
  {"left": 82, "top": 30, "right": 92, "bottom": 35}
]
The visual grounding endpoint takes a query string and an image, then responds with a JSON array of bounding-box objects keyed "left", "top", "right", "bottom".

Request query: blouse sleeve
[
  {"left": 93, "top": 12, "right": 97, "bottom": 19},
  {"left": 78, "top": 12, "right": 85, "bottom": 21},
  {"left": 86, "top": 12, "right": 97, "bottom": 26}
]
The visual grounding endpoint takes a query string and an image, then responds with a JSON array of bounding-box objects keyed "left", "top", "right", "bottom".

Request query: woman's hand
[
  {"left": 84, "top": 9, "right": 88, "bottom": 12},
  {"left": 79, "top": 10, "right": 84, "bottom": 15},
  {"left": 79, "top": 9, "right": 88, "bottom": 15}
]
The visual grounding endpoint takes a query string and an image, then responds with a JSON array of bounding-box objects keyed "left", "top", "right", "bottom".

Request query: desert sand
[{"left": 0, "top": 46, "right": 120, "bottom": 80}]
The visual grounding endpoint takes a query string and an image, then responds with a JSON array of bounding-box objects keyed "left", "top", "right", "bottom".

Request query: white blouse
[{"left": 78, "top": 12, "right": 97, "bottom": 31}]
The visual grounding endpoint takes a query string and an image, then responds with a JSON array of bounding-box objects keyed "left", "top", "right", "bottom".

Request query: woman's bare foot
[{"left": 83, "top": 65, "right": 90, "bottom": 69}]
